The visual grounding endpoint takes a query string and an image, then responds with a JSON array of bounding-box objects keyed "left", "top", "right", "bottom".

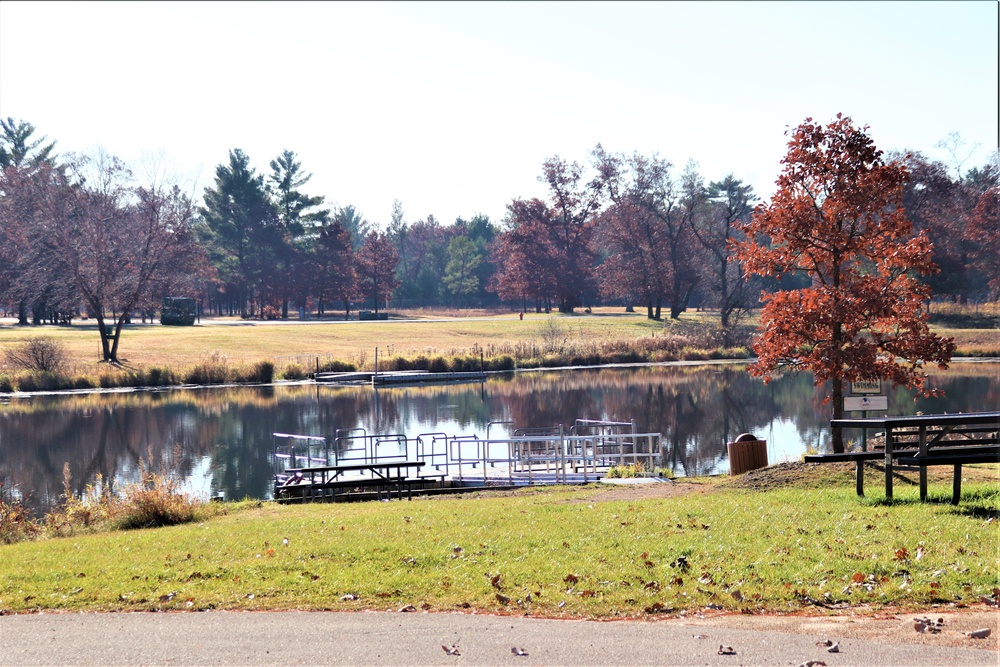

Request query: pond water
[{"left": 2, "top": 361, "right": 997, "bottom": 514}]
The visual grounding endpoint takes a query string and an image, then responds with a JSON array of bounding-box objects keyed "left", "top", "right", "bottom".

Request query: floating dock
[
  {"left": 314, "top": 370, "right": 486, "bottom": 386},
  {"left": 272, "top": 420, "right": 665, "bottom": 503}
]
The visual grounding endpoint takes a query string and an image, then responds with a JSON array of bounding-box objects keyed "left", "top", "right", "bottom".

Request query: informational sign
[
  {"left": 845, "top": 395, "right": 888, "bottom": 412},
  {"left": 850, "top": 379, "right": 882, "bottom": 395}
]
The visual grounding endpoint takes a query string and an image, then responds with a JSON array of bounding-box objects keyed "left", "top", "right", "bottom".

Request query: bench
[
  {"left": 896, "top": 446, "right": 1000, "bottom": 504},
  {"left": 810, "top": 412, "right": 999, "bottom": 503}
]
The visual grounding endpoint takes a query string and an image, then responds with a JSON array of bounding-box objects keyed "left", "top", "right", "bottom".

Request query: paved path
[{"left": 1, "top": 610, "right": 996, "bottom": 666}]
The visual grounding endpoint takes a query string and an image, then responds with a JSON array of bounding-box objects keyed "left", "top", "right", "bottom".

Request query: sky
[{"left": 1, "top": 1, "right": 997, "bottom": 229}]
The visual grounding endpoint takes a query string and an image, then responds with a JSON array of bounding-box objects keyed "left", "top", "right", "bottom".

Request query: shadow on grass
[{"left": 861, "top": 485, "right": 1000, "bottom": 517}]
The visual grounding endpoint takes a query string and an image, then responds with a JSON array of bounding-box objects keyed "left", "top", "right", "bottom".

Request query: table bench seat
[{"left": 896, "top": 447, "right": 1000, "bottom": 504}]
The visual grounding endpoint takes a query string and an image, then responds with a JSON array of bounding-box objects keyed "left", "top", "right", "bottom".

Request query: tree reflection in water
[{"left": 1, "top": 362, "right": 996, "bottom": 514}]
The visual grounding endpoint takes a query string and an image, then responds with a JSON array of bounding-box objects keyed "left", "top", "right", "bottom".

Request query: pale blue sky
[{"left": 1, "top": 1, "right": 997, "bottom": 227}]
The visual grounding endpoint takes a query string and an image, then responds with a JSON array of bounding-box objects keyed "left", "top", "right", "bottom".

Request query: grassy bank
[
  {"left": 1, "top": 463, "right": 997, "bottom": 617},
  {"left": 1, "top": 307, "right": 997, "bottom": 393}
]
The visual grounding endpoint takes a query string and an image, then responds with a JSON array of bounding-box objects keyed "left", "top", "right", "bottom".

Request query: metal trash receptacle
[{"left": 727, "top": 433, "right": 768, "bottom": 475}]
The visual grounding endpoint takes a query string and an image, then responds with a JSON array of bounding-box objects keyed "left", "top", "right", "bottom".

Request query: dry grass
[
  {"left": 2, "top": 462, "right": 206, "bottom": 543},
  {"left": 1, "top": 307, "right": 997, "bottom": 390}
]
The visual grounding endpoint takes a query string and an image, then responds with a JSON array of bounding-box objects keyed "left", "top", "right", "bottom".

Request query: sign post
[{"left": 846, "top": 380, "right": 886, "bottom": 451}]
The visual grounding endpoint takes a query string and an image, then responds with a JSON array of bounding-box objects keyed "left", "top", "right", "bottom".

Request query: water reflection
[{"left": 1, "top": 362, "right": 996, "bottom": 514}]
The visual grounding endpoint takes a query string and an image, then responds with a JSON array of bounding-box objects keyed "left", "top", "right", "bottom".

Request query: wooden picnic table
[
  {"left": 279, "top": 460, "right": 427, "bottom": 500},
  {"left": 830, "top": 411, "right": 1000, "bottom": 503}
]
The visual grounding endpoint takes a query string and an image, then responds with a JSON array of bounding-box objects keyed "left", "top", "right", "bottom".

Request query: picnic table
[
  {"left": 277, "top": 460, "right": 427, "bottom": 501},
  {"left": 805, "top": 411, "right": 999, "bottom": 504}
]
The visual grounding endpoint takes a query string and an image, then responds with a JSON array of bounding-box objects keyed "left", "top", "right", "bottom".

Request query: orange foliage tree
[{"left": 736, "top": 114, "right": 955, "bottom": 452}]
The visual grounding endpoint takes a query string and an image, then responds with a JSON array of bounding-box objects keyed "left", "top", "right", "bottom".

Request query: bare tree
[{"left": 37, "top": 152, "right": 199, "bottom": 363}]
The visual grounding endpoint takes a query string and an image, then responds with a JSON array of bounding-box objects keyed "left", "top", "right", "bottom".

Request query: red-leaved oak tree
[{"left": 736, "top": 114, "right": 955, "bottom": 453}]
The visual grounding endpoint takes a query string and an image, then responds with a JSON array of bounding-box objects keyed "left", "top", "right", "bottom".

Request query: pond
[{"left": 2, "top": 361, "right": 997, "bottom": 514}]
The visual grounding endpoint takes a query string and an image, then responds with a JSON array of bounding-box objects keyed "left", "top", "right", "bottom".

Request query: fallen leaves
[
  {"left": 815, "top": 639, "right": 839, "bottom": 653},
  {"left": 441, "top": 644, "right": 460, "bottom": 656},
  {"left": 717, "top": 645, "right": 736, "bottom": 655},
  {"left": 511, "top": 646, "right": 529, "bottom": 656},
  {"left": 913, "top": 616, "right": 945, "bottom": 634},
  {"left": 671, "top": 556, "right": 691, "bottom": 572},
  {"left": 964, "top": 628, "right": 991, "bottom": 639}
]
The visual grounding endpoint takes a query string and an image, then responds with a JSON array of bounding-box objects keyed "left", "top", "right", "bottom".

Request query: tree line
[{"left": 1, "top": 117, "right": 997, "bottom": 364}]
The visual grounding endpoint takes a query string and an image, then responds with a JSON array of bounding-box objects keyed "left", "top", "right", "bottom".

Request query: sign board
[
  {"left": 850, "top": 380, "right": 882, "bottom": 395},
  {"left": 845, "top": 395, "right": 888, "bottom": 412}
]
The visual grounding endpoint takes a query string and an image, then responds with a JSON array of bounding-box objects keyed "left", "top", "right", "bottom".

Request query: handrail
[{"left": 276, "top": 428, "right": 665, "bottom": 490}]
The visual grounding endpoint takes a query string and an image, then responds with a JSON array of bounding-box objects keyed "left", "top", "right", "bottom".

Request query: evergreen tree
[{"left": 199, "top": 149, "right": 276, "bottom": 317}]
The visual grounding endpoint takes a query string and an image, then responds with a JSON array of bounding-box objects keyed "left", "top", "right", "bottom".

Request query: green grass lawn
[{"left": 3, "top": 464, "right": 997, "bottom": 618}]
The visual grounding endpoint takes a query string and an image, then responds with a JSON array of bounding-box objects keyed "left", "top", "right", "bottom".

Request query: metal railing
[
  {"left": 447, "top": 431, "right": 663, "bottom": 484},
  {"left": 274, "top": 424, "right": 664, "bottom": 488}
]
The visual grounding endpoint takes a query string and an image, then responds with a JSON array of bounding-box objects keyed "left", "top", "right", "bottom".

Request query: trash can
[{"left": 727, "top": 433, "right": 768, "bottom": 475}]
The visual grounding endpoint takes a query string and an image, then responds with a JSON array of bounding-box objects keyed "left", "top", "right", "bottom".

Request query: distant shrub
[
  {"left": 679, "top": 347, "right": 709, "bottom": 361},
  {"left": 16, "top": 372, "right": 76, "bottom": 392},
  {"left": 427, "top": 356, "right": 449, "bottom": 373},
  {"left": 318, "top": 359, "right": 356, "bottom": 373},
  {"left": 184, "top": 362, "right": 230, "bottom": 385},
  {"left": 486, "top": 355, "right": 515, "bottom": 371},
  {"left": 4, "top": 336, "right": 67, "bottom": 373},
  {"left": 281, "top": 363, "right": 307, "bottom": 380},
  {"left": 72, "top": 376, "right": 96, "bottom": 390},
  {"left": 449, "top": 355, "right": 481, "bottom": 372},
  {"left": 239, "top": 361, "right": 274, "bottom": 383},
  {"left": 384, "top": 356, "right": 411, "bottom": 372},
  {"left": 0, "top": 374, "right": 14, "bottom": 393},
  {"left": 145, "top": 367, "right": 178, "bottom": 386}
]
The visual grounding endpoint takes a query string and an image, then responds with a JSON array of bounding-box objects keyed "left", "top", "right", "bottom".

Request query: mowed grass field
[
  {"left": 0, "top": 306, "right": 997, "bottom": 377},
  {"left": 1, "top": 464, "right": 997, "bottom": 616},
  {"left": 0, "top": 309, "right": 667, "bottom": 372}
]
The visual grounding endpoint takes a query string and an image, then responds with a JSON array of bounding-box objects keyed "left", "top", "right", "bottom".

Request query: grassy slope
[{"left": 2, "top": 464, "right": 997, "bottom": 617}]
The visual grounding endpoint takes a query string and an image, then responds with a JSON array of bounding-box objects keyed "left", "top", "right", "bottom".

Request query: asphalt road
[{"left": 1, "top": 610, "right": 996, "bottom": 666}]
